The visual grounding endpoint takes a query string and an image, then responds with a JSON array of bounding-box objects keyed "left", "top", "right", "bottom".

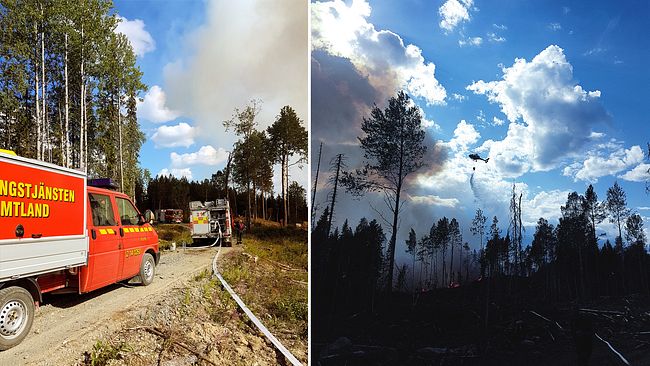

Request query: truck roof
[{"left": 87, "top": 185, "right": 130, "bottom": 198}]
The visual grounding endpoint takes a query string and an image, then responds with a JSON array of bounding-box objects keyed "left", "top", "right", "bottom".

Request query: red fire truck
[{"left": 0, "top": 150, "right": 160, "bottom": 350}]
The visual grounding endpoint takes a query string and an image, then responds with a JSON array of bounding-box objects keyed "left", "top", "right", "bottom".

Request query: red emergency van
[{"left": 0, "top": 151, "right": 159, "bottom": 350}]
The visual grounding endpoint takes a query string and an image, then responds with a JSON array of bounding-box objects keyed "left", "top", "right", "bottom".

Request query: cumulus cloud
[
  {"left": 619, "top": 163, "right": 650, "bottom": 182},
  {"left": 418, "top": 106, "right": 441, "bottom": 130},
  {"left": 548, "top": 23, "right": 562, "bottom": 31},
  {"left": 170, "top": 145, "right": 229, "bottom": 167},
  {"left": 589, "top": 131, "right": 605, "bottom": 139},
  {"left": 523, "top": 189, "right": 573, "bottom": 226},
  {"left": 467, "top": 45, "right": 611, "bottom": 177},
  {"left": 312, "top": 0, "right": 446, "bottom": 106},
  {"left": 439, "top": 0, "right": 474, "bottom": 32},
  {"left": 151, "top": 122, "right": 195, "bottom": 148},
  {"left": 458, "top": 35, "right": 483, "bottom": 47},
  {"left": 487, "top": 32, "right": 506, "bottom": 43},
  {"left": 492, "top": 116, "right": 504, "bottom": 126},
  {"left": 164, "top": 0, "right": 307, "bottom": 148},
  {"left": 448, "top": 120, "right": 480, "bottom": 151},
  {"left": 408, "top": 194, "right": 459, "bottom": 208},
  {"left": 137, "top": 86, "right": 181, "bottom": 123},
  {"left": 563, "top": 144, "right": 645, "bottom": 182},
  {"left": 584, "top": 47, "right": 606, "bottom": 56},
  {"left": 115, "top": 16, "right": 155, "bottom": 57},
  {"left": 157, "top": 168, "right": 192, "bottom": 180},
  {"left": 452, "top": 93, "right": 466, "bottom": 101}
]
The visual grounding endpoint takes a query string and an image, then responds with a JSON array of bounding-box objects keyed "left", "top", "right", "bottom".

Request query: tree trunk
[
  {"left": 459, "top": 246, "right": 463, "bottom": 284},
  {"left": 442, "top": 246, "right": 447, "bottom": 286},
  {"left": 282, "top": 153, "right": 288, "bottom": 227},
  {"left": 58, "top": 103, "right": 63, "bottom": 162},
  {"left": 79, "top": 23, "right": 85, "bottom": 170},
  {"left": 64, "top": 33, "right": 70, "bottom": 167},
  {"left": 311, "top": 142, "right": 323, "bottom": 227},
  {"left": 41, "top": 28, "right": 47, "bottom": 161},
  {"left": 327, "top": 154, "right": 342, "bottom": 236},
  {"left": 449, "top": 241, "right": 455, "bottom": 284},
  {"left": 34, "top": 24, "right": 41, "bottom": 160},
  {"left": 387, "top": 184, "right": 402, "bottom": 292},
  {"left": 118, "top": 93, "right": 124, "bottom": 191},
  {"left": 247, "top": 180, "right": 251, "bottom": 230}
]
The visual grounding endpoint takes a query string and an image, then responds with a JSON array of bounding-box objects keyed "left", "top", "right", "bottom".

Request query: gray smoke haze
[{"left": 164, "top": 0, "right": 308, "bottom": 149}]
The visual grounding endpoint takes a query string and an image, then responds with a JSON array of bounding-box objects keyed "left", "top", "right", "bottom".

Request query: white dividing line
[{"left": 212, "top": 243, "right": 303, "bottom": 366}]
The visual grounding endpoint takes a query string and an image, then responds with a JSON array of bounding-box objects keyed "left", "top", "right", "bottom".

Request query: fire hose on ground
[{"left": 211, "top": 238, "right": 303, "bottom": 366}]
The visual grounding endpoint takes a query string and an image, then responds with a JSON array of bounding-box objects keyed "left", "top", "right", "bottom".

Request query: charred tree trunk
[{"left": 311, "top": 142, "right": 323, "bottom": 227}]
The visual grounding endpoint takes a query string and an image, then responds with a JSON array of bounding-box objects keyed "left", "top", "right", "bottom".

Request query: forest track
[{"left": 0, "top": 247, "right": 226, "bottom": 365}]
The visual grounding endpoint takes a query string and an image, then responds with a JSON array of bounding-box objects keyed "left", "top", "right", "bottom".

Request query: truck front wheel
[
  {"left": 0, "top": 286, "right": 34, "bottom": 350},
  {"left": 139, "top": 253, "right": 156, "bottom": 286}
]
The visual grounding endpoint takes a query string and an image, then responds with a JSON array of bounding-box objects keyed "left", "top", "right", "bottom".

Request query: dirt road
[{"left": 0, "top": 246, "right": 225, "bottom": 365}]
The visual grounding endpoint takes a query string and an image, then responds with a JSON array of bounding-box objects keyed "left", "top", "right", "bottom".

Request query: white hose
[{"left": 212, "top": 241, "right": 302, "bottom": 366}]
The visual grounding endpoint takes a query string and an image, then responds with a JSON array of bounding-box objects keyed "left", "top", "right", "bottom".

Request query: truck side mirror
[{"left": 144, "top": 210, "right": 155, "bottom": 225}]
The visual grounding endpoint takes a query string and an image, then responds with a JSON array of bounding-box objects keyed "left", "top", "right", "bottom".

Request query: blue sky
[
  {"left": 112, "top": 0, "right": 308, "bottom": 190},
  {"left": 311, "top": 0, "right": 650, "bottom": 256}
]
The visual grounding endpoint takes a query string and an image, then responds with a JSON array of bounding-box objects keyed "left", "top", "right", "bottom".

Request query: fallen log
[
  {"left": 595, "top": 333, "right": 630, "bottom": 366},
  {"left": 579, "top": 308, "right": 625, "bottom": 316},
  {"left": 529, "top": 310, "right": 565, "bottom": 330}
]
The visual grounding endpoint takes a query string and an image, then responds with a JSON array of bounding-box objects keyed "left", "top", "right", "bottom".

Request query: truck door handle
[
  {"left": 31, "top": 233, "right": 42, "bottom": 238},
  {"left": 91, "top": 229, "right": 96, "bottom": 240},
  {"left": 119, "top": 228, "right": 124, "bottom": 237}
]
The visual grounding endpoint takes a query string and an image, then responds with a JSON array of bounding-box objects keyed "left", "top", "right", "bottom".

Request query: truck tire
[
  {"left": 0, "top": 286, "right": 35, "bottom": 350},
  {"left": 139, "top": 253, "right": 156, "bottom": 286}
]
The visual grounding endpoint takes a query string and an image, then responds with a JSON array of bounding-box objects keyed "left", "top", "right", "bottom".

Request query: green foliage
[
  {"left": 210, "top": 283, "right": 238, "bottom": 324},
  {"left": 268, "top": 291, "right": 308, "bottom": 322},
  {"left": 288, "top": 180, "right": 307, "bottom": 224},
  {"left": 267, "top": 105, "right": 308, "bottom": 226},
  {"left": 341, "top": 90, "right": 427, "bottom": 291},
  {"left": 86, "top": 340, "right": 132, "bottom": 366},
  {"left": 155, "top": 224, "right": 192, "bottom": 250},
  {"left": 193, "top": 268, "right": 211, "bottom": 282},
  {"left": 223, "top": 99, "right": 261, "bottom": 138},
  {"left": 246, "top": 226, "right": 308, "bottom": 270},
  {"left": 625, "top": 214, "right": 646, "bottom": 245},
  {"left": 221, "top": 256, "right": 251, "bottom": 284},
  {"left": 606, "top": 181, "right": 631, "bottom": 243},
  {"left": 0, "top": 0, "right": 146, "bottom": 198},
  {"left": 182, "top": 289, "right": 191, "bottom": 306},
  {"left": 266, "top": 105, "right": 308, "bottom": 164}
]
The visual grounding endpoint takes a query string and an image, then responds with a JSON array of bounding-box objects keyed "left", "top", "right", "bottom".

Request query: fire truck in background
[
  {"left": 0, "top": 150, "right": 159, "bottom": 350},
  {"left": 189, "top": 199, "right": 232, "bottom": 245},
  {"left": 155, "top": 209, "right": 183, "bottom": 223}
]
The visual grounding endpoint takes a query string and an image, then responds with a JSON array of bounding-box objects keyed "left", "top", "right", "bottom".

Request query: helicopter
[{"left": 469, "top": 153, "right": 489, "bottom": 163}]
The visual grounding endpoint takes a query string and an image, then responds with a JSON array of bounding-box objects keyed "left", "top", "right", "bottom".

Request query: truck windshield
[
  {"left": 89, "top": 193, "right": 116, "bottom": 226},
  {"left": 116, "top": 197, "right": 140, "bottom": 226}
]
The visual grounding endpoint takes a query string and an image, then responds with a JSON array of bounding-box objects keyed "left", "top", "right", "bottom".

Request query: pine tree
[
  {"left": 606, "top": 181, "right": 631, "bottom": 250},
  {"left": 267, "top": 105, "right": 307, "bottom": 227},
  {"left": 341, "top": 91, "right": 427, "bottom": 292},
  {"left": 405, "top": 228, "right": 417, "bottom": 293}
]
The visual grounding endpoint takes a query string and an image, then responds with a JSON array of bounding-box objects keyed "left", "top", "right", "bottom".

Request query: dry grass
[
  {"left": 218, "top": 219, "right": 308, "bottom": 358},
  {"left": 153, "top": 224, "right": 192, "bottom": 250}
]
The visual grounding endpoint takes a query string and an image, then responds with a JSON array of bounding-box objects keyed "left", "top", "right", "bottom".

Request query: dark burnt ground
[{"left": 313, "top": 280, "right": 650, "bottom": 366}]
